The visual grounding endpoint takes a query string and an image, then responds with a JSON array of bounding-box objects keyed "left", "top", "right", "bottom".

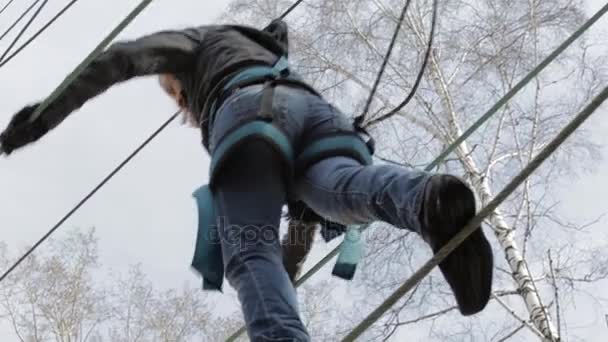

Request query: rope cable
[
  {"left": 224, "top": 0, "right": 322, "bottom": 334},
  {"left": 28, "top": 0, "right": 153, "bottom": 123},
  {"left": 366, "top": 0, "right": 438, "bottom": 127},
  {"left": 0, "top": 0, "right": 304, "bottom": 287},
  {"left": 0, "top": 0, "right": 17, "bottom": 16},
  {"left": 278, "top": 0, "right": 304, "bottom": 20},
  {"left": 354, "top": 0, "right": 414, "bottom": 128},
  {"left": 0, "top": 0, "right": 47, "bottom": 63},
  {"left": 0, "top": 112, "right": 180, "bottom": 283},
  {"left": 0, "top": 0, "right": 41, "bottom": 42},
  {"left": 0, "top": 0, "right": 80, "bottom": 69},
  {"left": 0, "top": 0, "right": 154, "bottom": 282},
  {"left": 2, "top": 1, "right": 606, "bottom": 340},
  {"left": 422, "top": 1, "right": 608, "bottom": 169},
  {"left": 341, "top": 4, "right": 608, "bottom": 329},
  {"left": 222, "top": 2, "right": 608, "bottom": 340},
  {"left": 342, "top": 84, "right": 608, "bottom": 341}
]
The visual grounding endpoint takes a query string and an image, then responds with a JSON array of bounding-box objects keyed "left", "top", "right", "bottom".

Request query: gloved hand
[
  {"left": 263, "top": 19, "right": 289, "bottom": 57},
  {"left": 0, "top": 103, "right": 48, "bottom": 155}
]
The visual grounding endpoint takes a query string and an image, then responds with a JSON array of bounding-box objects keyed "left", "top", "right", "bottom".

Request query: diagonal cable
[
  {"left": 366, "top": 0, "right": 438, "bottom": 127},
  {"left": 0, "top": 0, "right": 305, "bottom": 287},
  {"left": 0, "top": 0, "right": 42, "bottom": 42},
  {"left": 224, "top": 2, "right": 608, "bottom": 339},
  {"left": 421, "top": 1, "right": 608, "bottom": 169},
  {"left": 278, "top": 0, "right": 304, "bottom": 20},
  {"left": 0, "top": 0, "right": 80, "bottom": 69},
  {"left": 342, "top": 83, "right": 608, "bottom": 341},
  {"left": 0, "top": 0, "right": 17, "bottom": 16},
  {"left": 0, "top": 0, "right": 154, "bottom": 282},
  {"left": 0, "top": 112, "right": 179, "bottom": 283},
  {"left": 26, "top": 0, "right": 153, "bottom": 123},
  {"left": 354, "top": 0, "right": 413, "bottom": 128},
  {"left": 0, "top": 0, "right": 47, "bottom": 62}
]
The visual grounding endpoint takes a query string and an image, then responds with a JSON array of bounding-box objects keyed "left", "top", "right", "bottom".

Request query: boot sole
[{"left": 422, "top": 175, "right": 494, "bottom": 315}]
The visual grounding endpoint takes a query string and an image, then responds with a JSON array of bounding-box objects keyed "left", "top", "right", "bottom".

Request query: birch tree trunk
[
  {"left": 422, "top": 32, "right": 560, "bottom": 338},
  {"left": 455, "top": 134, "right": 560, "bottom": 341},
  {"left": 223, "top": 0, "right": 608, "bottom": 340}
]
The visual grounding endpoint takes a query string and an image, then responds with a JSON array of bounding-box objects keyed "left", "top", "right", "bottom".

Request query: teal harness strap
[
  {"left": 296, "top": 135, "right": 373, "bottom": 281},
  {"left": 191, "top": 185, "right": 224, "bottom": 291},
  {"left": 209, "top": 121, "right": 295, "bottom": 185},
  {"left": 191, "top": 57, "right": 296, "bottom": 291},
  {"left": 208, "top": 56, "right": 295, "bottom": 133},
  {"left": 295, "top": 134, "right": 373, "bottom": 171},
  {"left": 191, "top": 56, "right": 374, "bottom": 288},
  {"left": 223, "top": 56, "right": 291, "bottom": 90},
  {"left": 332, "top": 226, "right": 364, "bottom": 280}
]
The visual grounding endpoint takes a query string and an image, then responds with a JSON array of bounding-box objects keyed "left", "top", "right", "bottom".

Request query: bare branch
[{"left": 492, "top": 294, "right": 545, "bottom": 340}]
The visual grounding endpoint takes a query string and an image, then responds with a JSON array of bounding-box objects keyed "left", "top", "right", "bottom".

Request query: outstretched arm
[{"left": 1, "top": 27, "right": 206, "bottom": 155}]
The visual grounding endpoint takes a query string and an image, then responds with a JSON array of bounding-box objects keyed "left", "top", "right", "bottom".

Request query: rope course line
[
  {"left": 0, "top": 0, "right": 605, "bottom": 340},
  {"left": 0, "top": 0, "right": 17, "bottom": 16},
  {"left": 0, "top": 0, "right": 80, "bottom": 69},
  {"left": 224, "top": 2, "right": 608, "bottom": 339},
  {"left": 354, "top": 0, "right": 414, "bottom": 126},
  {"left": 0, "top": 0, "right": 42, "bottom": 42},
  {"left": 28, "top": 0, "right": 153, "bottom": 123},
  {"left": 0, "top": 0, "right": 47, "bottom": 62},
  {"left": 0, "top": 112, "right": 180, "bottom": 283},
  {"left": 424, "top": 1, "right": 608, "bottom": 170},
  {"left": 226, "top": 0, "right": 431, "bottom": 339},
  {"left": 0, "top": 0, "right": 154, "bottom": 283},
  {"left": 0, "top": 0, "right": 305, "bottom": 287},
  {"left": 341, "top": 83, "right": 608, "bottom": 341},
  {"left": 277, "top": 0, "right": 304, "bottom": 20},
  {"left": 366, "top": 0, "right": 438, "bottom": 127}
]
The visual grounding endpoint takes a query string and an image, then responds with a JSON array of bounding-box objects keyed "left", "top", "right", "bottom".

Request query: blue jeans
[{"left": 210, "top": 85, "right": 431, "bottom": 341}]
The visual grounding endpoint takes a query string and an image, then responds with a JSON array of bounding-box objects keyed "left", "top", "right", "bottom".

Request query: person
[{"left": 0, "top": 19, "right": 493, "bottom": 341}]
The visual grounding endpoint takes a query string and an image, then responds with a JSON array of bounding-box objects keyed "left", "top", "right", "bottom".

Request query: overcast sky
[{"left": 1, "top": 0, "right": 607, "bottom": 341}]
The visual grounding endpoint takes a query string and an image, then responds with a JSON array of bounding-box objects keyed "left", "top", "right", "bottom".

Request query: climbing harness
[
  {"left": 191, "top": 53, "right": 374, "bottom": 290},
  {"left": 189, "top": 0, "right": 441, "bottom": 290}
]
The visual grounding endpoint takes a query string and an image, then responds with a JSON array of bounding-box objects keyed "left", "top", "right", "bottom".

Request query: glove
[
  {"left": 263, "top": 19, "right": 289, "bottom": 57},
  {"left": 0, "top": 103, "right": 48, "bottom": 155}
]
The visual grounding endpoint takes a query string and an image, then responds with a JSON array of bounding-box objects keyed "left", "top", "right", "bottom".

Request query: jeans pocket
[
  {"left": 306, "top": 96, "right": 355, "bottom": 135},
  {"left": 269, "top": 87, "right": 309, "bottom": 141},
  {"left": 209, "top": 88, "right": 264, "bottom": 151}
]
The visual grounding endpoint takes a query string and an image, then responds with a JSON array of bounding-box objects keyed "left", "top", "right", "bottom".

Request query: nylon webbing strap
[{"left": 259, "top": 82, "right": 276, "bottom": 120}]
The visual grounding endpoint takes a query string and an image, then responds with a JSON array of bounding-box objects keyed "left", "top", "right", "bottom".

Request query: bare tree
[
  {"left": 0, "top": 229, "right": 241, "bottom": 341},
  {"left": 298, "top": 280, "right": 344, "bottom": 341},
  {"left": 108, "top": 265, "right": 242, "bottom": 342},
  {"left": 106, "top": 266, "right": 153, "bottom": 342},
  {"left": 224, "top": 0, "right": 608, "bottom": 340},
  {"left": 0, "top": 228, "right": 107, "bottom": 342}
]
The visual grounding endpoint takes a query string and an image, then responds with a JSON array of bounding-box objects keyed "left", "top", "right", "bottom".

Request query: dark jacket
[{"left": 0, "top": 21, "right": 294, "bottom": 154}]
